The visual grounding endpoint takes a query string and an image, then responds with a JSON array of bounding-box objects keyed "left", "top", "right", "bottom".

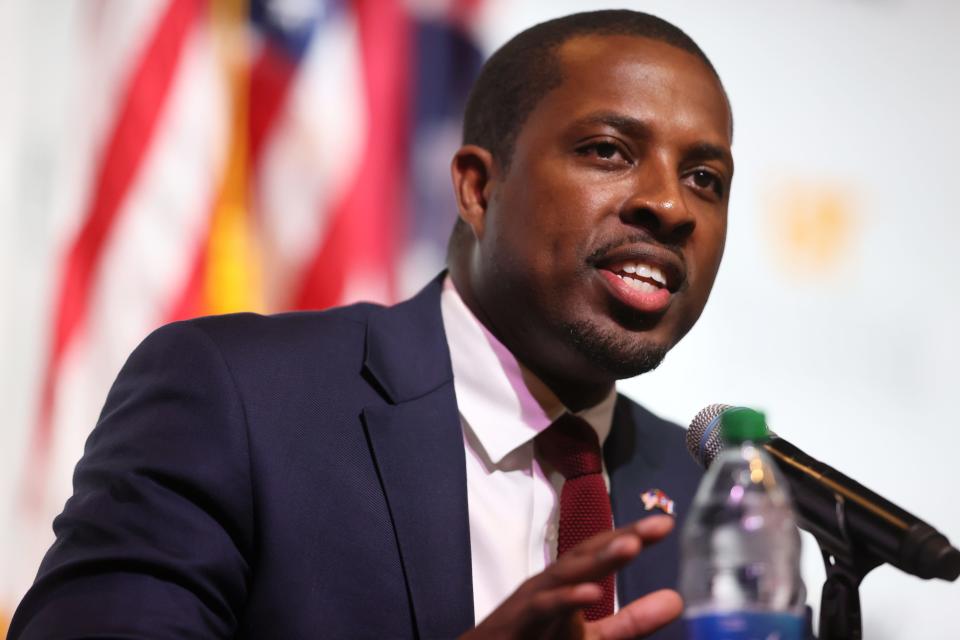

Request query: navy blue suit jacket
[{"left": 10, "top": 276, "right": 703, "bottom": 639}]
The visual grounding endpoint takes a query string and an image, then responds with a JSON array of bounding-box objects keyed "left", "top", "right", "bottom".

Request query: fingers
[
  {"left": 520, "top": 517, "right": 676, "bottom": 634},
  {"left": 532, "top": 516, "right": 676, "bottom": 591},
  {"left": 463, "top": 516, "right": 679, "bottom": 640},
  {"left": 526, "top": 582, "right": 603, "bottom": 619},
  {"left": 589, "top": 589, "right": 684, "bottom": 640},
  {"left": 630, "top": 514, "right": 675, "bottom": 543},
  {"left": 587, "top": 516, "right": 675, "bottom": 554},
  {"left": 465, "top": 582, "right": 601, "bottom": 639}
]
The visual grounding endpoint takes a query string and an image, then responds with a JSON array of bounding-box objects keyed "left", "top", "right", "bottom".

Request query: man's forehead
[
  {"left": 556, "top": 33, "right": 717, "bottom": 89},
  {"left": 550, "top": 33, "right": 733, "bottom": 139},
  {"left": 560, "top": 31, "right": 698, "bottom": 58}
]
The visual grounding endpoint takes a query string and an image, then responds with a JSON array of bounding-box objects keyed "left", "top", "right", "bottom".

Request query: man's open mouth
[
  {"left": 589, "top": 239, "right": 684, "bottom": 293},
  {"left": 589, "top": 242, "right": 685, "bottom": 314},
  {"left": 607, "top": 261, "right": 668, "bottom": 294}
]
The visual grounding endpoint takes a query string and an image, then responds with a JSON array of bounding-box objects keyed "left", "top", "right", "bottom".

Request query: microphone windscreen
[{"left": 686, "top": 403, "right": 733, "bottom": 468}]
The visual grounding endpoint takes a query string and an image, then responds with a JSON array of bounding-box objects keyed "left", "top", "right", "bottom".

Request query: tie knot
[{"left": 536, "top": 413, "right": 603, "bottom": 479}]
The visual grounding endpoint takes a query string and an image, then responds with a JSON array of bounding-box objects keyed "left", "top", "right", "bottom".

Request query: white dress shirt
[{"left": 439, "top": 276, "right": 618, "bottom": 624}]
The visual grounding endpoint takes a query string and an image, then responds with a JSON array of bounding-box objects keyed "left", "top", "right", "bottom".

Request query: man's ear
[{"left": 450, "top": 145, "right": 497, "bottom": 239}]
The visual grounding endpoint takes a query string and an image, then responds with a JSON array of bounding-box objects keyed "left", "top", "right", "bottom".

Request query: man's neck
[
  {"left": 444, "top": 270, "right": 616, "bottom": 415},
  {"left": 535, "top": 373, "right": 616, "bottom": 413}
]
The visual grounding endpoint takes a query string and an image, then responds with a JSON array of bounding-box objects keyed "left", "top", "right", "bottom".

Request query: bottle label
[{"left": 685, "top": 611, "right": 804, "bottom": 640}]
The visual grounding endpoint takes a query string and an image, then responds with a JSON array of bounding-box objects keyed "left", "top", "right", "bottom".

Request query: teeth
[
  {"left": 650, "top": 266, "right": 666, "bottom": 286},
  {"left": 615, "top": 262, "right": 667, "bottom": 287},
  {"left": 617, "top": 274, "right": 659, "bottom": 293}
]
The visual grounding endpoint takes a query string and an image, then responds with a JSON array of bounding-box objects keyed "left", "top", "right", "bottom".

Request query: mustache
[{"left": 585, "top": 232, "right": 684, "bottom": 264}]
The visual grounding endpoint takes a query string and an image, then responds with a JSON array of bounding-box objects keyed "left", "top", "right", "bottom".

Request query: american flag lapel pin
[{"left": 640, "top": 488, "right": 675, "bottom": 516}]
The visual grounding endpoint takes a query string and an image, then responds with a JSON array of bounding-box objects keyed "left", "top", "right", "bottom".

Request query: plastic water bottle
[{"left": 679, "top": 407, "right": 806, "bottom": 639}]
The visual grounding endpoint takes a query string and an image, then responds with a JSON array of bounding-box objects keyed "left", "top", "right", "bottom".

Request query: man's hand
[{"left": 461, "top": 516, "right": 683, "bottom": 640}]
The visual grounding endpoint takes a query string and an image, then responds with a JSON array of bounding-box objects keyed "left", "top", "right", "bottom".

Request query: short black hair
[{"left": 461, "top": 10, "right": 723, "bottom": 169}]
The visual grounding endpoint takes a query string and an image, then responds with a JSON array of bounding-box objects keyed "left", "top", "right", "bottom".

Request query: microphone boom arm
[{"left": 764, "top": 437, "right": 958, "bottom": 582}]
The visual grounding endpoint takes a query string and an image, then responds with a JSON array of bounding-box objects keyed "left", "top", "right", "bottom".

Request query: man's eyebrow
[
  {"left": 570, "top": 112, "right": 652, "bottom": 139},
  {"left": 685, "top": 142, "right": 734, "bottom": 173}
]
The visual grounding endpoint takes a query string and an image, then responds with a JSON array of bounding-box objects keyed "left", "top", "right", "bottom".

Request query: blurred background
[{"left": 1, "top": 0, "right": 958, "bottom": 637}]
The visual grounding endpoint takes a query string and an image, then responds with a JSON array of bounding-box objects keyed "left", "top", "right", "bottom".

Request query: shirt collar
[{"left": 440, "top": 276, "right": 617, "bottom": 465}]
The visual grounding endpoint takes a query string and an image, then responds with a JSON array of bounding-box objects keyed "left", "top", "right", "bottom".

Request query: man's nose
[{"left": 619, "top": 161, "right": 696, "bottom": 243}]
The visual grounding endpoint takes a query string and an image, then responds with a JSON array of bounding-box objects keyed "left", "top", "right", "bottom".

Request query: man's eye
[
  {"left": 594, "top": 142, "right": 619, "bottom": 159},
  {"left": 578, "top": 141, "right": 629, "bottom": 163},
  {"left": 690, "top": 170, "right": 724, "bottom": 197}
]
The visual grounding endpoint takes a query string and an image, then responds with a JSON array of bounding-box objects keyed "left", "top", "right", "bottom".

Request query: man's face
[{"left": 465, "top": 35, "right": 733, "bottom": 400}]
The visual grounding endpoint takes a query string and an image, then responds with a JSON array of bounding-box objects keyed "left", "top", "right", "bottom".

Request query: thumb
[{"left": 588, "top": 589, "right": 683, "bottom": 639}]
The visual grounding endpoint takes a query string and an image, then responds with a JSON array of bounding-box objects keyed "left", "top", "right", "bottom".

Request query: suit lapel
[
  {"left": 361, "top": 276, "right": 475, "bottom": 637},
  {"left": 605, "top": 396, "right": 684, "bottom": 608}
]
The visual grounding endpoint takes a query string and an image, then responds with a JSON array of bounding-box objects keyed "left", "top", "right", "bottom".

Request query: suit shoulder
[
  {"left": 151, "top": 302, "right": 378, "bottom": 351},
  {"left": 189, "top": 301, "right": 379, "bottom": 338},
  {"left": 128, "top": 303, "right": 382, "bottom": 386}
]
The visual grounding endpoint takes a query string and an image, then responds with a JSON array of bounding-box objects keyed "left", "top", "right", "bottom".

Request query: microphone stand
[
  {"left": 755, "top": 441, "right": 894, "bottom": 637},
  {"left": 803, "top": 495, "right": 881, "bottom": 640}
]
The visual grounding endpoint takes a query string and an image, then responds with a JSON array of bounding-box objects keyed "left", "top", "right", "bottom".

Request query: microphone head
[{"left": 686, "top": 403, "right": 733, "bottom": 468}]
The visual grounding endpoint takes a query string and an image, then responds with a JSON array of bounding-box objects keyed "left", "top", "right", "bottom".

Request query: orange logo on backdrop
[{"left": 764, "top": 181, "right": 857, "bottom": 277}]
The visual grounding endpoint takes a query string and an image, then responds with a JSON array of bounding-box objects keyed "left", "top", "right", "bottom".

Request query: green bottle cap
[{"left": 721, "top": 407, "right": 769, "bottom": 444}]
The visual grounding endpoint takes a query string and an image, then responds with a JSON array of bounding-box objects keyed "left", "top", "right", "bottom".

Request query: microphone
[{"left": 687, "top": 404, "right": 960, "bottom": 582}]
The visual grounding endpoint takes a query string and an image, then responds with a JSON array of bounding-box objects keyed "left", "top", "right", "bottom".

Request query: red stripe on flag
[
  {"left": 294, "top": 0, "right": 412, "bottom": 309},
  {"left": 249, "top": 43, "right": 298, "bottom": 168},
  {"left": 32, "top": 0, "right": 201, "bottom": 470}
]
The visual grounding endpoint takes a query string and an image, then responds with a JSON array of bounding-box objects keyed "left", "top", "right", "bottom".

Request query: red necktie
[{"left": 536, "top": 413, "right": 615, "bottom": 621}]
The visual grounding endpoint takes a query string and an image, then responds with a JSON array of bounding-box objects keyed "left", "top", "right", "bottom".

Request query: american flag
[{"left": 3, "top": 0, "right": 483, "bottom": 627}]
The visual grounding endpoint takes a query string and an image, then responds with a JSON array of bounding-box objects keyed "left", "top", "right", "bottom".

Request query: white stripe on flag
[
  {"left": 7, "top": 7, "right": 229, "bottom": 609},
  {"left": 258, "top": 11, "right": 367, "bottom": 308}
]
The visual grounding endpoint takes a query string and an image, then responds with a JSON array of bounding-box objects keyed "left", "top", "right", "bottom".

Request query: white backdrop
[
  {"left": 490, "top": 1, "right": 960, "bottom": 637},
  {"left": 2, "top": 1, "right": 959, "bottom": 637}
]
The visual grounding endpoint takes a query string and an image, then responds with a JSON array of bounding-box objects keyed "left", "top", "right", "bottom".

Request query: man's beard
[{"left": 562, "top": 318, "right": 669, "bottom": 379}]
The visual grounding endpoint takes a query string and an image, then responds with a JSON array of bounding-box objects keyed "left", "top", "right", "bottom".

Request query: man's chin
[{"left": 563, "top": 319, "right": 670, "bottom": 380}]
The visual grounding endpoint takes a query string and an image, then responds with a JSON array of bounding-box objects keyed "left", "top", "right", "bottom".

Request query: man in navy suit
[{"left": 10, "top": 10, "right": 733, "bottom": 639}]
